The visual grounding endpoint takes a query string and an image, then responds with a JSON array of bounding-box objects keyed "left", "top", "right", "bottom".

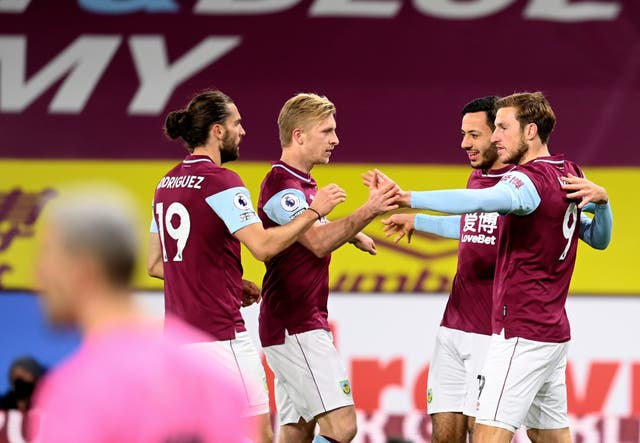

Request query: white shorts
[
  {"left": 263, "top": 329, "right": 354, "bottom": 425},
  {"left": 476, "top": 331, "right": 570, "bottom": 433},
  {"left": 427, "top": 326, "right": 491, "bottom": 417},
  {"left": 186, "top": 331, "right": 270, "bottom": 416}
]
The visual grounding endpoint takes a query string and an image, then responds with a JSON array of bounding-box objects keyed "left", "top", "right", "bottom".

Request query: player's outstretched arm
[
  {"left": 563, "top": 174, "right": 613, "bottom": 249},
  {"left": 382, "top": 213, "right": 416, "bottom": 244},
  {"left": 147, "top": 233, "right": 164, "bottom": 279},
  {"left": 362, "top": 169, "right": 411, "bottom": 207},
  {"left": 384, "top": 213, "right": 460, "bottom": 244},
  {"left": 235, "top": 184, "right": 346, "bottom": 262},
  {"left": 413, "top": 214, "right": 461, "bottom": 239},
  {"left": 297, "top": 173, "right": 399, "bottom": 257}
]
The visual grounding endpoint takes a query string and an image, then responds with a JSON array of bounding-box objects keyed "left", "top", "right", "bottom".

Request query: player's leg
[
  {"left": 475, "top": 333, "right": 559, "bottom": 443},
  {"left": 277, "top": 417, "right": 316, "bottom": 443},
  {"left": 473, "top": 423, "right": 515, "bottom": 443},
  {"left": 263, "top": 340, "right": 321, "bottom": 443},
  {"left": 526, "top": 427, "right": 571, "bottom": 443},
  {"left": 524, "top": 346, "right": 571, "bottom": 443},
  {"left": 431, "top": 413, "right": 467, "bottom": 443},
  {"left": 315, "top": 404, "right": 357, "bottom": 442},
  {"left": 184, "top": 338, "right": 272, "bottom": 442},
  {"left": 466, "top": 416, "right": 477, "bottom": 442},
  {"left": 463, "top": 332, "right": 492, "bottom": 443},
  {"left": 428, "top": 327, "right": 478, "bottom": 443},
  {"left": 227, "top": 332, "right": 274, "bottom": 443},
  {"left": 267, "top": 329, "right": 356, "bottom": 442}
]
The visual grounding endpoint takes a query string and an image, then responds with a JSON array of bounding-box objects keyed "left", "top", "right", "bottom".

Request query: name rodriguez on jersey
[{"left": 157, "top": 175, "right": 205, "bottom": 190}]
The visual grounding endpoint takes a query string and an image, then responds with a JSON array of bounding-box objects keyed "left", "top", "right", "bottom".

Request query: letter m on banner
[{"left": 0, "top": 35, "right": 241, "bottom": 114}]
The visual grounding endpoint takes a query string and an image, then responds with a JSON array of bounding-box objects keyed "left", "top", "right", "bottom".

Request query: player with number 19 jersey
[{"left": 152, "top": 154, "right": 261, "bottom": 341}]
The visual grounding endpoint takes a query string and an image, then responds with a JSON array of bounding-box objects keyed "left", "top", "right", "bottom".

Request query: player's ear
[
  {"left": 210, "top": 123, "right": 224, "bottom": 141},
  {"left": 293, "top": 128, "right": 304, "bottom": 145},
  {"left": 525, "top": 122, "right": 538, "bottom": 141}
]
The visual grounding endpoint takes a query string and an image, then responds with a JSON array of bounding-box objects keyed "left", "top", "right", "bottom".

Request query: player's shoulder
[{"left": 262, "top": 162, "right": 309, "bottom": 193}]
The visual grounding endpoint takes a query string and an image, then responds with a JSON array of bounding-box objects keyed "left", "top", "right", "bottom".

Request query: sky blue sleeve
[
  {"left": 414, "top": 214, "right": 461, "bottom": 239},
  {"left": 150, "top": 216, "right": 158, "bottom": 233},
  {"left": 262, "top": 188, "right": 309, "bottom": 226},
  {"left": 410, "top": 171, "right": 540, "bottom": 216},
  {"left": 149, "top": 203, "right": 158, "bottom": 233},
  {"left": 579, "top": 201, "right": 612, "bottom": 249},
  {"left": 205, "top": 186, "right": 261, "bottom": 234}
]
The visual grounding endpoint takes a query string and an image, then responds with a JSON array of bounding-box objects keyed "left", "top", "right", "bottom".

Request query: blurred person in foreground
[
  {"left": 0, "top": 356, "right": 47, "bottom": 412},
  {"left": 32, "top": 185, "right": 250, "bottom": 443}
]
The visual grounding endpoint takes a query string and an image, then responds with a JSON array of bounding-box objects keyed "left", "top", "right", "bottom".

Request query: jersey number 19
[{"left": 155, "top": 202, "right": 191, "bottom": 262}]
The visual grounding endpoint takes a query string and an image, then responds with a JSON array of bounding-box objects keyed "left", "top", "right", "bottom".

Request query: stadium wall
[{"left": 1, "top": 291, "right": 640, "bottom": 442}]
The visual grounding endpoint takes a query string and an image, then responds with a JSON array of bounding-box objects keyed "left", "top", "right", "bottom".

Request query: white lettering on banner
[
  {"left": 128, "top": 36, "right": 241, "bottom": 114},
  {"left": 310, "top": 0, "right": 401, "bottom": 18},
  {"left": 524, "top": 0, "right": 621, "bottom": 22},
  {"left": 0, "top": 0, "right": 623, "bottom": 20},
  {"left": 402, "top": 410, "right": 429, "bottom": 443},
  {"left": 413, "top": 0, "right": 515, "bottom": 19},
  {"left": 602, "top": 416, "right": 620, "bottom": 443},
  {"left": 0, "top": 0, "right": 29, "bottom": 12},
  {"left": 0, "top": 36, "right": 121, "bottom": 113},
  {"left": 0, "top": 35, "right": 240, "bottom": 115},
  {"left": 571, "top": 415, "right": 600, "bottom": 443},
  {"left": 354, "top": 410, "right": 387, "bottom": 443},
  {"left": 195, "top": 0, "right": 299, "bottom": 14}
]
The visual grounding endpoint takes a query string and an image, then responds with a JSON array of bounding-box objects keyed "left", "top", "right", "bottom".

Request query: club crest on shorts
[
  {"left": 427, "top": 388, "right": 433, "bottom": 404},
  {"left": 339, "top": 379, "right": 352, "bottom": 396},
  {"left": 280, "top": 193, "right": 301, "bottom": 212}
]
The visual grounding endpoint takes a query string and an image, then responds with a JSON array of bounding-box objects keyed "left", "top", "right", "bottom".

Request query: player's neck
[
  {"left": 519, "top": 143, "right": 550, "bottom": 165},
  {"left": 488, "top": 160, "right": 511, "bottom": 171},
  {"left": 78, "top": 288, "right": 144, "bottom": 336},
  {"left": 280, "top": 149, "right": 313, "bottom": 174},
  {"left": 192, "top": 145, "right": 221, "bottom": 166}
]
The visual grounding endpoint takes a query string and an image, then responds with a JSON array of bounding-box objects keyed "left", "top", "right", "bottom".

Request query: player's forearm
[
  {"left": 410, "top": 188, "right": 512, "bottom": 214},
  {"left": 579, "top": 201, "right": 612, "bottom": 250},
  {"left": 414, "top": 214, "right": 461, "bottom": 239},
  {"left": 256, "top": 209, "right": 320, "bottom": 261},
  {"left": 147, "top": 234, "right": 164, "bottom": 279},
  {"left": 306, "top": 205, "right": 377, "bottom": 257},
  {"left": 147, "top": 262, "right": 164, "bottom": 279}
]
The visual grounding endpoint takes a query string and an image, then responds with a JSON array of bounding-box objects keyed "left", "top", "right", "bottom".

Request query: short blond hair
[{"left": 278, "top": 93, "right": 336, "bottom": 147}]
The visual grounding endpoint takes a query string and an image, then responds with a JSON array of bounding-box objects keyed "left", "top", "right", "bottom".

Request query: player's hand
[
  {"left": 241, "top": 279, "right": 261, "bottom": 307},
  {"left": 362, "top": 169, "right": 410, "bottom": 207},
  {"left": 350, "top": 232, "right": 377, "bottom": 255},
  {"left": 364, "top": 172, "right": 400, "bottom": 216},
  {"left": 561, "top": 173, "right": 608, "bottom": 209},
  {"left": 310, "top": 184, "right": 347, "bottom": 217},
  {"left": 382, "top": 214, "right": 416, "bottom": 244}
]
